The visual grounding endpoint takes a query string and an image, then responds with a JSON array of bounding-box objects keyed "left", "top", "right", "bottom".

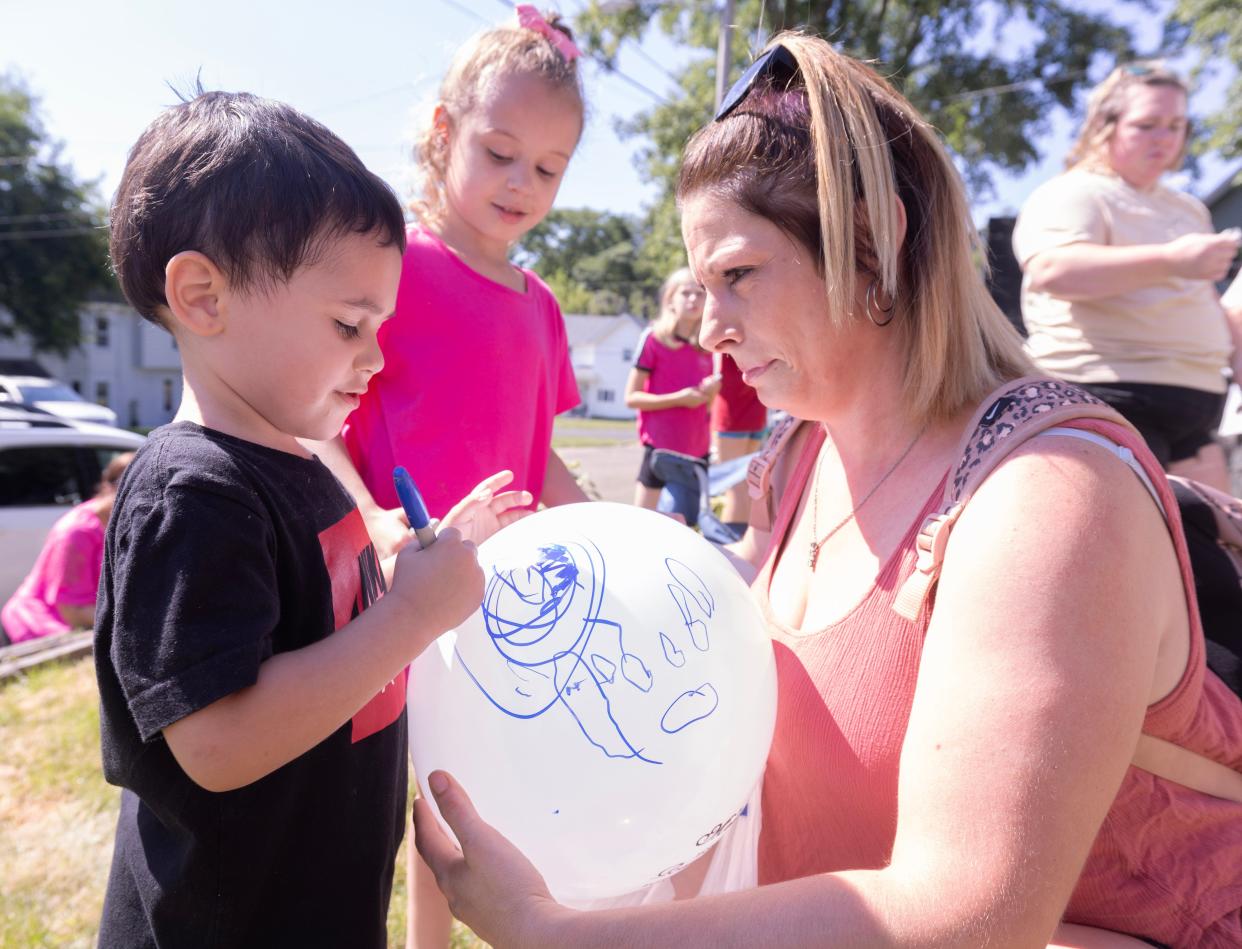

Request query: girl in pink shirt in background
[
  {"left": 309, "top": 8, "right": 589, "bottom": 947},
  {"left": 2, "top": 452, "right": 133, "bottom": 643},
  {"left": 625, "top": 268, "right": 721, "bottom": 520}
]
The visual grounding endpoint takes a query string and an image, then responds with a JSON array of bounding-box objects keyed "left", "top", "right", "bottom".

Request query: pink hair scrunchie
[{"left": 515, "top": 5, "right": 582, "bottom": 62}]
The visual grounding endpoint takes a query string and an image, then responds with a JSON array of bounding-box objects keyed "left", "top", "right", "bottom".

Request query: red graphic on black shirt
[{"left": 318, "top": 508, "right": 408, "bottom": 743}]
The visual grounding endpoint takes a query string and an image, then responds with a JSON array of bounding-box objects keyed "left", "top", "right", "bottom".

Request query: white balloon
[{"left": 408, "top": 501, "right": 777, "bottom": 904}]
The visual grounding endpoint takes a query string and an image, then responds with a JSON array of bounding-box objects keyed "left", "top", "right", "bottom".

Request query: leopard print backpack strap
[
  {"left": 893, "top": 377, "right": 1134, "bottom": 620},
  {"left": 746, "top": 414, "right": 808, "bottom": 534}
]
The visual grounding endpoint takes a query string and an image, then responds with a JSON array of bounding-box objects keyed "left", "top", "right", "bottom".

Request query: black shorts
[
  {"left": 637, "top": 444, "right": 709, "bottom": 489},
  {"left": 1079, "top": 382, "right": 1225, "bottom": 468}
]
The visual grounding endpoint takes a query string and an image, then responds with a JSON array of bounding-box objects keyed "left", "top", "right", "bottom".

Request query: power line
[
  {"left": 0, "top": 226, "right": 102, "bottom": 240},
  {"left": 946, "top": 69, "right": 1090, "bottom": 103},
  {"left": 0, "top": 211, "right": 96, "bottom": 225}
]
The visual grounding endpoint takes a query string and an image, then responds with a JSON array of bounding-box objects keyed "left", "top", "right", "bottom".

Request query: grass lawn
[
  {"left": 0, "top": 656, "right": 485, "bottom": 948},
  {"left": 551, "top": 415, "right": 635, "bottom": 449}
]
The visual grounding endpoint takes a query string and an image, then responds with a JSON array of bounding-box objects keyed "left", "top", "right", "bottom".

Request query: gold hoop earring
[{"left": 866, "top": 280, "right": 896, "bottom": 327}]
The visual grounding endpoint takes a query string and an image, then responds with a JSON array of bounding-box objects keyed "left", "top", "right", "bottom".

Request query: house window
[
  {"left": 163, "top": 378, "right": 174, "bottom": 412},
  {"left": 621, "top": 348, "right": 633, "bottom": 362},
  {"left": 597, "top": 389, "right": 615, "bottom": 402},
  {"left": 95, "top": 381, "right": 110, "bottom": 407},
  {"left": 96, "top": 316, "right": 110, "bottom": 348}
]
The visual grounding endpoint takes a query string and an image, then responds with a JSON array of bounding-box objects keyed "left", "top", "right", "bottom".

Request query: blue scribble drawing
[
  {"left": 661, "top": 684, "right": 719, "bottom": 733},
  {"left": 453, "top": 539, "right": 725, "bottom": 764},
  {"left": 660, "top": 633, "right": 685, "bottom": 668}
]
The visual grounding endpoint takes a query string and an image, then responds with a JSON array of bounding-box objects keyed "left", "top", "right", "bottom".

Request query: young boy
[{"left": 94, "top": 91, "right": 485, "bottom": 947}]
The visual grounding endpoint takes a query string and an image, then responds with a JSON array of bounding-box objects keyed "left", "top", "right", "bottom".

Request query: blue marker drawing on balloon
[
  {"left": 661, "top": 683, "right": 719, "bottom": 733},
  {"left": 453, "top": 541, "right": 724, "bottom": 764},
  {"left": 660, "top": 632, "right": 685, "bottom": 668}
]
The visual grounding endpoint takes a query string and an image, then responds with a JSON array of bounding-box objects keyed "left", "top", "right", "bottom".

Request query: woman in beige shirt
[{"left": 1013, "top": 62, "right": 1242, "bottom": 490}]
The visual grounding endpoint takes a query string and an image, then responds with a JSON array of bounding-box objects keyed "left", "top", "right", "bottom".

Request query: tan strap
[
  {"left": 745, "top": 415, "right": 807, "bottom": 535},
  {"left": 886, "top": 378, "right": 1242, "bottom": 801},
  {"left": 893, "top": 377, "right": 1136, "bottom": 620},
  {"left": 1133, "top": 734, "right": 1242, "bottom": 803}
]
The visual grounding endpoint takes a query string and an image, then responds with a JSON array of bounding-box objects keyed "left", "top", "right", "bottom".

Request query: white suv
[
  {"left": 0, "top": 375, "right": 119, "bottom": 427},
  {"left": 0, "top": 407, "right": 145, "bottom": 611}
]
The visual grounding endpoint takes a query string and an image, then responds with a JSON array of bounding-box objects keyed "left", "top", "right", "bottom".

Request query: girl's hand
[
  {"left": 698, "top": 373, "right": 723, "bottom": 399},
  {"left": 676, "top": 386, "right": 710, "bottom": 408},
  {"left": 414, "top": 770, "right": 566, "bottom": 948},
  {"left": 440, "top": 470, "right": 533, "bottom": 546}
]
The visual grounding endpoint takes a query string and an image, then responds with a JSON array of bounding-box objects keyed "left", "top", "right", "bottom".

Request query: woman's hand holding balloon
[{"left": 414, "top": 770, "right": 567, "bottom": 948}]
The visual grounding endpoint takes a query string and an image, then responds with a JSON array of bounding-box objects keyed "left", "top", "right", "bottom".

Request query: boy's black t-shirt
[{"left": 94, "top": 423, "right": 407, "bottom": 949}]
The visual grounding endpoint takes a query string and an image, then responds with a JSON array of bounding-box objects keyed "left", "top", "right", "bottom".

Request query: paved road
[{"left": 558, "top": 440, "right": 641, "bottom": 504}]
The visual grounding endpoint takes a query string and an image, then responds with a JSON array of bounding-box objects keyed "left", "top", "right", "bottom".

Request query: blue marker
[{"left": 392, "top": 466, "right": 437, "bottom": 550}]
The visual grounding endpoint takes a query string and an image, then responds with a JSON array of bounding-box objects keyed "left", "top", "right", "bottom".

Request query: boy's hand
[
  {"left": 387, "top": 527, "right": 484, "bottom": 637},
  {"left": 363, "top": 505, "right": 413, "bottom": 561},
  {"left": 440, "top": 471, "right": 534, "bottom": 546}
]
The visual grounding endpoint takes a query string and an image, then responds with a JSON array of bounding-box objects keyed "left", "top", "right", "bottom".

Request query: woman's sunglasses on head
[{"left": 715, "top": 44, "right": 800, "bottom": 121}]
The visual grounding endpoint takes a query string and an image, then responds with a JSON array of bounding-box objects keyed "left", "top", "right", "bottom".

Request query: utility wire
[
  {"left": 946, "top": 69, "right": 1089, "bottom": 103},
  {"left": 0, "top": 226, "right": 102, "bottom": 240},
  {"left": 0, "top": 211, "right": 95, "bottom": 225}
]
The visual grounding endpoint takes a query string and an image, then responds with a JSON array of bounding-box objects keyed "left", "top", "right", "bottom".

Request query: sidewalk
[{"left": 558, "top": 440, "right": 642, "bottom": 504}]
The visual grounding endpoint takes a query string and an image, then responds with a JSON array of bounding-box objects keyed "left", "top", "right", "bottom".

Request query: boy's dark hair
[{"left": 110, "top": 90, "right": 407, "bottom": 326}]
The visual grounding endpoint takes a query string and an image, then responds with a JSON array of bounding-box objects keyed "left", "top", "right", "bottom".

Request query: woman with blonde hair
[
  {"left": 1014, "top": 62, "right": 1242, "bottom": 491},
  {"left": 413, "top": 35, "right": 1242, "bottom": 947}
]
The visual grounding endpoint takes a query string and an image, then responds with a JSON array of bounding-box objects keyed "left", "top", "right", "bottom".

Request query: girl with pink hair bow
[{"left": 306, "top": 7, "right": 590, "bottom": 948}]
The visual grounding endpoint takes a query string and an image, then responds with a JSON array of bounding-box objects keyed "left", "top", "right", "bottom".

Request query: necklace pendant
[{"left": 809, "top": 542, "right": 819, "bottom": 570}]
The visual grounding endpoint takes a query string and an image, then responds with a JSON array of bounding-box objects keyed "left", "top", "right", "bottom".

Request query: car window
[
  {"left": 92, "top": 448, "right": 131, "bottom": 473},
  {"left": 17, "top": 381, "right": 84, "bottom": 402},
  {"left": 0, "top": 445, "right": 84, "bottom": 507}
]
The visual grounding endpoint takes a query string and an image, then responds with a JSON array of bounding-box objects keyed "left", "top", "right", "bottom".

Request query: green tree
[
  {"left": 0, "top": 77, "right": 113, "bottom": 354},
  {"left": 576, "top": 0, "right": 1143, "bottom": 274},
  {"left": 1166, "top": 0, "right": 1242, "bottom": 158},
  {"left": 515, "top": 208, "right": 663, "bottom": 316}
]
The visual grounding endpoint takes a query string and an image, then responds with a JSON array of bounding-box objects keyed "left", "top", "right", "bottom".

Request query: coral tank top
[{"left": 752, "top": 421, "right": 1242, "bottom": 947}]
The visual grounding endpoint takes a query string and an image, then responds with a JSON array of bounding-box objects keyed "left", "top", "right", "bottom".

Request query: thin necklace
[{"left": 809, "top": 426, "right": 926, "bottom": 570}]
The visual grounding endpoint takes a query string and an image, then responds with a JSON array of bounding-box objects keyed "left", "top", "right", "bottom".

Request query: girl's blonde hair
[
  {"left": 678, "top": 33, "right": 1030, "bottom": 424},
  {"left": 652, "top": 267, "right": 702, "bottom": 340},
  {"left": 1065, "top": 61, "right": 1190, "bottom": 173},
  {"left": 658, "top": 267, "right": 697, "bottom": 314},
  {"left": 412, "top": 9, "right": 585, "bottom": 225}
]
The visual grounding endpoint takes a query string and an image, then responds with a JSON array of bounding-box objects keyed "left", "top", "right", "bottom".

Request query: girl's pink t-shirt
[
  {"left": 634, "top": 328, "right": 713, "bottom": 458},
  {"left": 342, "top": 227, "right": 580, "bottom": 518},
  {"left": 1, "top": 501, "right": 104, "bottom": 643}
]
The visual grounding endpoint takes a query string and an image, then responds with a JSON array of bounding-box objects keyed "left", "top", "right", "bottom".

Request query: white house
[
  {"left": 0, "top": 301, "right": 183, "bottom": 429},
  {"left": 564, "top": 313, "right": 645, "bottom": 420}
]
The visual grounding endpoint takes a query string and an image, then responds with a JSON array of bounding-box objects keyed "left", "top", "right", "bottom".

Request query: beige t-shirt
[{"left": 1012, "top": 168, "right": 1230, "bottom": 393}]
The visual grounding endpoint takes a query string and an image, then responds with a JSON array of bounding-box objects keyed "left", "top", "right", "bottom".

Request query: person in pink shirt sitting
[
  {"left": 625, "top": 268, "right": 722, "bottom": 524},
  {"left": 2, "top": 451, "right": 133, "bottom": 643}
]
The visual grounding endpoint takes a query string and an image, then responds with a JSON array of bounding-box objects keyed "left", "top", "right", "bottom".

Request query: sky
[{"left": 3, "top": 0, "right": 1239, "bottom": 235}]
